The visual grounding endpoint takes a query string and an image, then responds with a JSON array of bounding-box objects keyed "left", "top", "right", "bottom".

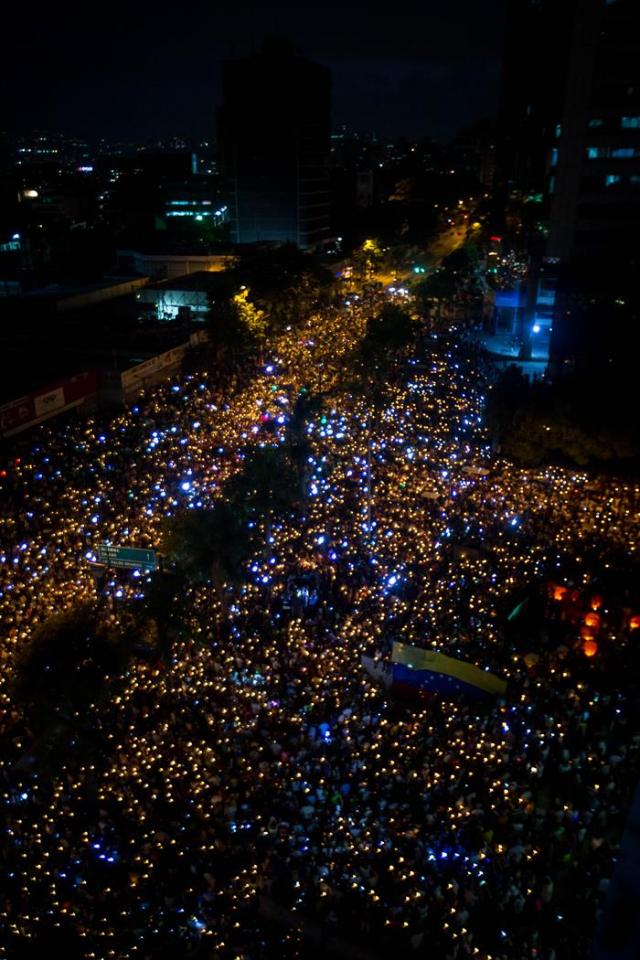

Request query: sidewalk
[{"left": 475, "top": 330, "right": 549, "bottom": 379}]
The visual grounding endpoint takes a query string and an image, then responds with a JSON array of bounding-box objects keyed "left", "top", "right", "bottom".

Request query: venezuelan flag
[{"left": 391, "top": 641, "right": 507, "bottom": 700}]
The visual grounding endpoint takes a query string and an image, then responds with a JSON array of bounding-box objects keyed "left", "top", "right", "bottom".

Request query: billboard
[
  {"left": 121, "top": 344, "right": 189, "bottom": 399},
  {"left": 0, "top": 371, "right": 98, "bottom": 437},
  {"left": 120, "top": 334, "right": 207, "bottom": 401}
]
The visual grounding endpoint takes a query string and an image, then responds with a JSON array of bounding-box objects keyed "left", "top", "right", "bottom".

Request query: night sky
[{"left": 5, "top": 0, "right": 506, "bottom": 142}]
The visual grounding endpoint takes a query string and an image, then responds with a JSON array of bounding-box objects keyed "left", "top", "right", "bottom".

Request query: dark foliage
[
  {"left": 486, "top": 365, "right": 640, "bottom": 469},
  {"left": 361, "top": 303, "right": 414, "bottom": 357},
  {"left": 161, "top": 502, "right": 251, "bottom": 592},
  {"left": 11, "top": 603, "right": 129, "bottom": 724}
]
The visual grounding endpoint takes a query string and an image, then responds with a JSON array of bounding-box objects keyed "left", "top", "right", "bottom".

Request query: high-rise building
[
  {"left": 495, "top": 0, "right": 577, "bottom": 200},
  {"left": 493, "top": 0, "right": 578, "bottom": 362},
  {"left": 497, "top": 0, "right": 640, "bottom": 373},
  {"left": 218, "top": 40, "right": 331, "bottom": 248},
  {"left": 546, "top": 0, "right": 640, "bottom": 374}
]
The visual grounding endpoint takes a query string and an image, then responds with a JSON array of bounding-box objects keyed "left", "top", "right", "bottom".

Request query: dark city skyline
[{"left": 3, "top": 0, "right": 506, "bottom": 141}]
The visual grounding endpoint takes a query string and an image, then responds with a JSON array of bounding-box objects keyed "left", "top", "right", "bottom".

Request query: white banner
[
  {"left": 121, "top": 344, "right": 189, "bottom": 395},
  {"left": 34, "top": 387, "right": 65, "bottom": 418}
]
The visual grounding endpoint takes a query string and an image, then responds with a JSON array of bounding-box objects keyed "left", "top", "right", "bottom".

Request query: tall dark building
[
  {"left": 497, "top": 0, "right": 640, "bottom": 373},
  {"left": 493, "top": 0, "right": 578, "bottom": 362},
  {"left": 218, "top": 40, "right": 331, "bottom": 249},
  {"left": 496, "top": 0, "right": 577, "bottom": 199},
  {"left": 546, "top": 0, "right": 640, "bottom": 374}
]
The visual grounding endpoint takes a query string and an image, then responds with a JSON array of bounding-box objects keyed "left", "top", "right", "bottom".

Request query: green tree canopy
[
  {"left": 160, "top": 502, "right": 251, "bottom": 600},
  {"left": 137, "top": 569, "right": 186, "bottom": 657},
  {"left": 228, "top": 445, "right": 299, "bottom": 515},
  {"left": 11, "top": 603, "right": 129, "bottom": 725},
  {"left": 442, "top": 242, "right": 480, "bottom": 273},
  {"left": 362, "top": 303, "right": 414, "bottom": 355},
  {"left": 230, "top": 244, "right": 334, "bottom": 330},
  {"left": 486, "top": 365, "right": 640, "bottom": 468},
  {"left": 414, "top": 268, "right": 457, "bottom": 307},
  {"left": 206, "top": 292, "right": 260, "bottom": 367}
]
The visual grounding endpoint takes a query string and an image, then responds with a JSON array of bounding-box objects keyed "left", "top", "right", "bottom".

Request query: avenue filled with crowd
[{"left": 1, "top": 285, "right": 639, "bottom": 960}]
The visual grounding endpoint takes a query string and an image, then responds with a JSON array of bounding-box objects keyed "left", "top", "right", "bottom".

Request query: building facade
[
  {"left": 547, "top": 0, "right": 640, "bottom": 374},
  {"left": 497, "top": 0, "right": 640, "bottom": 372},
  {"left": 219, "top": 40, "right": 331, "bottom": 249}
]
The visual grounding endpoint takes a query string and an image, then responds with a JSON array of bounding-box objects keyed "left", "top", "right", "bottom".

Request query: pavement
[{"left": 476, "top": 331, "right": 549, "bottom": 379}]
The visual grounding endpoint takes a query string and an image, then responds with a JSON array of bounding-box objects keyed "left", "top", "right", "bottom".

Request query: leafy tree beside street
[
  {"left": 227, "top": 445, "right": 301, "bottom": 529},
  {"left": 361, "top": 303, "right": 414, "bottom": 356},
  {"left": 486, "top": 365, "right": 640, "bottom": 468},
  {"left": 11, "top": 603, "right": 131, "bottom": 728},
  {"left": 161, "top": 502, "right": 251, "bottom": 606},
  {"left": 228, "top": 243, "right": 335, "bottom": 332}
]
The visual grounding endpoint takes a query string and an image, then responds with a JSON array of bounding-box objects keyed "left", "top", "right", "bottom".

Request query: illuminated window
[
  {"left": 621, "top": 117, "right": 640, "bottom": 128},
  {"left": 605, "top": 174, "right": 622, "bottom": 186},
  {"left": 587, "top": 145, "right": 640, "bottom": 160},
  {"left": 555, "top": 123, "right": 562, "bottom": 139},
  {"left": 550, "top": 147, "right": 559, "bottom": 167},
  {"left": 588, "top": 118, "right": 604, "bottom": 129}
]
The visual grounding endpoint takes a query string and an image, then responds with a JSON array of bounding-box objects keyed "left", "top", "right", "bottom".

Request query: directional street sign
[{"left": 96, "top": 544, "right": 158, "bottom": 572}]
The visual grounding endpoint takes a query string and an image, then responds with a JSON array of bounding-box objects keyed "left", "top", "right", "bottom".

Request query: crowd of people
[{"left": 1, "top": 280, "right": 639, "bottom": 960}]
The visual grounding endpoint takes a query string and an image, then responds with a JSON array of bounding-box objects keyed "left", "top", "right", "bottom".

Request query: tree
[
  {"left": 287, "top": 389, "right": 323, "bottom": 497},
  {"left": 207, "top": 292, "right": 257, "bottom": 364},
  {"left": 414, "top": 268, "right": 457, "bottom": 311},
  {"left": 11, "top": 603, "right": 130, "bottom": 728},
  {"left": 485, "top": 365, "right": 640, "bottom": 467},
  {"left": 160, "top": 502, "right": 251, "bottom": 609},
  {"left": 137, "top": 569, "right": 186, "bottom": 658},
  {"left": 484, "top": 364, "right": 530, "bottom": 446},
  {"left": 442, "top": 242, "right": 479, "bottom": 274},
  {"left": 229, "top": 243, "right": 335, "bottom": 331},
  {"left": 227, "top": 445, "right": 301, "bottom": 533},
  {"left": 289, "top": 388, "right": 323, "bottom": 442},
  {"left": 361, "top": 303, "right": 414, "bottom": 356},
  {"left": 231, "top": 287, "right": 268, "bottom": 344},
  {"left": 353, "top": 238, "right": 383, "bottom": 278}
]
